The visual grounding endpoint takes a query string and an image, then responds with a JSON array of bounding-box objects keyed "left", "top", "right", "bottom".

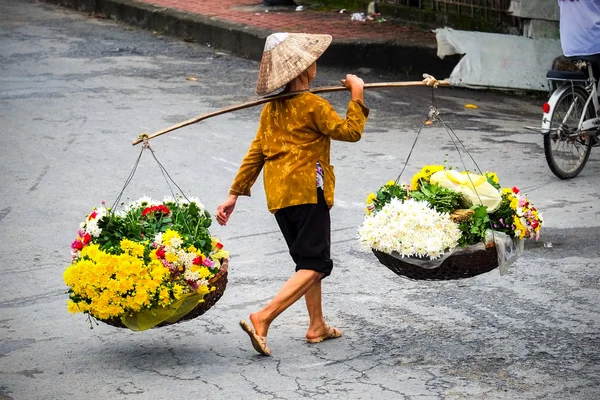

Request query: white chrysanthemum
[
  {"left": 154, "top": 232, "right": 163, "bottom": 245},
  {"left": 87, "top": 224, "right": 102, "bottom": 238},
  {"left": 170, "top": 236, "right": 183, "bottom": 248},
  {"left": 358, "top": 198, "right": 461, "bottom": 260},
  {"left": 162, "top": 196, "right": 176, "bottom": 204},
  {"left": 136, "top": 196, "right": 155, "bottom": 208},
  {"left": 177, "top": 250, "right": 195, "bottom": 268},
  {"left": 183, "top": 269, "right": 200, "bottom": 282},
  {"left": 84, "top": 207, "right": 108, "bottom": 237},
  {"left": 187, "top": 197, "right": 206, "bottom": 211},
  {"left": 121, "top": 197, "right": 162, "bottom": 213}
]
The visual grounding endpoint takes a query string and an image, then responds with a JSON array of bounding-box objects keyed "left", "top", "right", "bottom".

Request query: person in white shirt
[
  {"left": 558, "top": 0, "right": 600, "bottom": 103},
  {"left": 558, "top": 0, "right": 600, "bottom": 57}
]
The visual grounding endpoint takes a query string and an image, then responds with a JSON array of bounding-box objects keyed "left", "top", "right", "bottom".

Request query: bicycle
[{"left": 539, "top": 54, "right": 600, "bottom": 179}]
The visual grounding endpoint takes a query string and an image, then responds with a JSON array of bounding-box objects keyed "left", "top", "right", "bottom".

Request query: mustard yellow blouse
[{"left": 230, "top": 92, "right": 369, "bottom": 213}]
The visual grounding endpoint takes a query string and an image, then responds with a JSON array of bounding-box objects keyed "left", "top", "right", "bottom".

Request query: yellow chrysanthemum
[
  {"left": 410, "top": 164, "right": 445, "bottom": 190},
  {"left": 485, "top": 171, "right": 499, "bottom": 184},
  {"left": 161, "top": 229, "right": 181, "bottom": 246},
  {"left": 198, "top": 267, "right": 212, "bottom": 280},
  {"left": 172, "top": 284, "right": 183, "bottom": 300},
  {"left": 159, "top": 288, "right": 171, "bottom": 305},
  {"left": 150, "top": 263, "right": 169, "bottom": 280},
  {"left": 165, "top": 252, "right": 178, "bottom": 263},
  {"left": 386, "top": 180, "right": 395, "bottom": 186},
  {"left": 81, "top": 243, "right": 101, "bottom": 261},
  {"left": 212, "top": 249, "right": 230, "bottom": 260},
  {"left": 366, "top": 192, "right": 377, "bottom": 205},
  {"left": 67, "top": 300, "right": 82, "bottom": 314},
  {"left": 120, "top": 239, "right": 145, "bottom": 258},
  {"left": 197, "top": 285, "right": 210, "bottom": 295},
  {"left": 133, "top": 291, "right": 150, "bottom": 307},
  {"left": 514, "top": 217, "right": 527, "bottom": 239}
]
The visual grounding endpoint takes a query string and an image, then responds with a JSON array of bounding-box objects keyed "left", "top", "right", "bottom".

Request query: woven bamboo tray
[
  {"left": 101, "top": 259, "right": 229, "bottom": 329},
  {"left": 372, "top": 246, "right": 498, "bottom": 281}
]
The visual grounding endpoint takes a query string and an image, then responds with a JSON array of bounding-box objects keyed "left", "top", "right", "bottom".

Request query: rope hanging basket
[
  {"left": 64, "top": 141, "right": 232, "bottom": 330},
  {"left": 358, "top": 80, "right": 543, "bottom": 281}
]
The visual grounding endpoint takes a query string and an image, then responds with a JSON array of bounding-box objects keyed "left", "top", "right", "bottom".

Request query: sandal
[
  {"left": 306, "top": 325, "right": 342, "bottom": 344},
  {"left": 239, "top": 320, "right": 271, "bottom": 356}
]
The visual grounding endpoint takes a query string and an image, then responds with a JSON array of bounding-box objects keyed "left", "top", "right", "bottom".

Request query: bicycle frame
[{"left": 541, "top": 62, "right": 599, "bottom": 135}]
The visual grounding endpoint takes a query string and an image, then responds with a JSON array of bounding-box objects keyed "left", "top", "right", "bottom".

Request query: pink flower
[
  {"left": 519, "top": 198, "right": 528, "bottom": 207},
  {"left": 203, "top": 258, "right": 214, "bottom": 267}
]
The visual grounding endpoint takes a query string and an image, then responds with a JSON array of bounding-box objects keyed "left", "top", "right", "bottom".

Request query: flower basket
[
  {"left": 64, "top": 196, "right": 231, "bottom": 331},
  {"left": 359, "top": 165, "right": 543, "bottom": 281},
  {"left": 372, "top": 245, "right": 498, "bottom": 281}
]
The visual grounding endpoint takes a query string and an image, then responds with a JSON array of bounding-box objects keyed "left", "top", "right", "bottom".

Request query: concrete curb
[{"left": 41, "top": 0, "right": 459, "bottom": 77}]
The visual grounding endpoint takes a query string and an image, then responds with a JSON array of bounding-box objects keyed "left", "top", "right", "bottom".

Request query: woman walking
[{"left": 216, "top": 32, "right": 369, "bottom": 356}]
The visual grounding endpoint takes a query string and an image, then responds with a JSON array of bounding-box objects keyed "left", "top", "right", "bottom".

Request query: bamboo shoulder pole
[{"left": 132, "top": 78, "right": 450, "bottom": 145}]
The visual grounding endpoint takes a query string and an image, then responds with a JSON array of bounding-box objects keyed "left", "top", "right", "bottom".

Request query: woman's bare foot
[
  {"left": 306, "top": 325, "right": 342, "bottom": 343},
  {"left": 239, "top": 320, "right": 270, "bottom": 356},
  {"left": 249, "top": 312, "right": 269, "bottom": 337}
]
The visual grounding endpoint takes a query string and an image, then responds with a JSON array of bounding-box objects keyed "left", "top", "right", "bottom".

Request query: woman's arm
[
  {"left": 341, "top": 74, "right": 365, "bottom": 103},
  {"left": 229, "top": 134, "right": 265, "bottom": 196},
  {"left": 217, "top": 108, "right": 267, "bottom": 225},
  {"left": 312, "top": 74, "right": 369, "bottom": 142}
]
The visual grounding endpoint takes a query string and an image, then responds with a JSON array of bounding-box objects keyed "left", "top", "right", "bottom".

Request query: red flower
[
  {"left": 83, "top": 233, "right": 92, "bottom": 244},
  {"left": 88, "top": 211, "right": 98, "bottom": 221},
  {"left": 156, "top": 249, "right": 166, "bottom": 259},
  {"left": 215, "top": 242, "right": 223, "bottom": 250},
  {"left": 512, "top": 186, "right": 520, "bottom": 194},
  {"left": 72, "top": 240, "right": 84, "bottom": 250},
  {"left": 142, "top": 205, "right": 170, "bottom": 217},
  {"left": 193, "top": 256, "right": 203, "bottom": 265},
  {"left": 158, "top": 205, "right": 170, "bottom": 214}
]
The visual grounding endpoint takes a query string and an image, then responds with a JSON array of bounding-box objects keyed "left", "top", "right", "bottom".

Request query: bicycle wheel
[{"left": 544, "top": 86, "right": 593, "bottom": 179}]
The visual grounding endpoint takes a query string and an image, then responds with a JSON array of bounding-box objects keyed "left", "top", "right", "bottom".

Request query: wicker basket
[
  {"left": 372, "top": 246, "right": 498, "bottom": 281},
  {"left": 101, "top": 259, "right": 229, "bottom": 329}
]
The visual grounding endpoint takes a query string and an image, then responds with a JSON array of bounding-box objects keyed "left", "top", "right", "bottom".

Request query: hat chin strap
[{"left": 264, "top": 32, "right": 289, "bottom": 51}]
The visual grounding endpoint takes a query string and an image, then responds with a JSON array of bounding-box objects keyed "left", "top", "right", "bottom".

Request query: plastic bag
[
  {"left": 485, "top": 230, "right": 523, "bottom": 275},
  {"left": 119, "top": 290, "right": 211, "bottom": 331}
]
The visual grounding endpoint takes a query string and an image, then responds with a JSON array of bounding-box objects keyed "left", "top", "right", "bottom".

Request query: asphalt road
[{"left": 1, "top": 0, "right": 599, "bottom": 399}]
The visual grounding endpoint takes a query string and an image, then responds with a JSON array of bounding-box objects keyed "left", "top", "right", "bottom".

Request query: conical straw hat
[{"left": 256, "top": 32, "right": 332, "bottom": 96}]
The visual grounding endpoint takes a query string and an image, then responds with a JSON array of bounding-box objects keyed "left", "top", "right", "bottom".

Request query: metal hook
[
  {"left": 139, "top": 133, "right": 150, "bottom": 150},
  {"left": 428, "top": 106, "right": 440, "bottom": 122}
]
